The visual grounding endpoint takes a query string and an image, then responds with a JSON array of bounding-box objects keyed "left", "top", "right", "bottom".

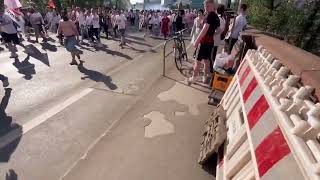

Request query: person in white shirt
[
  {"left": 116, "top": 12, "right": 126, "bottom": 48},
  {"left": 225, "top": 4, "right": 247, "bottom": 53},
  {"left": 85, "top": 9, "right": 93, "bottom": 43},
  {"left": 90, "top": 9, "right": 101, "bottom": 46},
  {"left": 111, "top": 11, "right": 118, "bottom": 38},
  {"left": 77, "top": 8, "right": 86, "bottom": 43},
  {"left": 0, "top": 10, "right": 20, "bottom": 58},
  {"left": 152, "top": 14, "right": 160, "bottom": 36},
  {"left": 211, "top": 4, "right": 226, "bottom": 73},
  {"left": 49, "top": 10, "right": 61, "bottom": 33}
]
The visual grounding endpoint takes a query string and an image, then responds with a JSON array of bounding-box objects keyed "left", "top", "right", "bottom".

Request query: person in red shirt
[{"left": 161, "top": 13, "right": 170, "bottom": 39}]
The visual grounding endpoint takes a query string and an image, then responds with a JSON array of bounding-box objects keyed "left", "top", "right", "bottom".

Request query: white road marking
[
  {"left": 0, "top": 88, "right": 93, "bottom": 149},
  {"left": 0, "top": 38, "right": 165, "bottom": 148}
]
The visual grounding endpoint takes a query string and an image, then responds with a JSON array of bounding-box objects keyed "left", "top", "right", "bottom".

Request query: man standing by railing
[{"left": 188, "top": 0, "right": 220, "bottom": 84}]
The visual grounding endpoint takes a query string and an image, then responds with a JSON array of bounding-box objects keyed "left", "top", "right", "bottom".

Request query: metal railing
[{"left": 162, "top": 37, "right": 175, "bottom": 77}]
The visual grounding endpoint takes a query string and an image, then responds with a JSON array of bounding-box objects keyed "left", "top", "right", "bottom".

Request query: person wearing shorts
[
  {"left": 58, "top": 12, "right": 81, "bottom": 65},
  {"left": 30, "top": 8, "right": 46, "bottom": 43},
  {"left": 189, "top": 0, "right": 220, "bottom": 84},
  {"left": 0, "top": 10, "right": 20, "bottom": 58}
]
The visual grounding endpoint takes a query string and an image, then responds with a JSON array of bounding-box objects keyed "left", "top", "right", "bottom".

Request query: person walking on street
[
  {"left": 48, "top": 10, "right": 61, "bottom": 33},
  {"left": 0, "top": 7, "right": 21, "bottom": 58},
  {"left": 116, "top": 11, "right": 127, "bottom": 48},
  {"left": 30, "top": 7, "right": 46, "bottom": 43},
  {"left": 77, "top": 8, "right": 86, "bottom": 44},
  {"left": 161, "top": 13, "right": 170, "bottom": 39},
  {"left": 111, "top": 11, "right": 118, "bottom": 38},
  {"left": 188, "top": 0, "right": 220, "bottom": 84},
  {"left": 91, "top": 9, "right": 102, "bottom": 47},
  {"left": 57, "top": 12, "right": 81, "bottom": 65}
]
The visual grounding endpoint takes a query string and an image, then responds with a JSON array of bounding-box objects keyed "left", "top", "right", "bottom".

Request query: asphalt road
[{"left": 0, "top": 28, "right": 171, "bottom": 180}]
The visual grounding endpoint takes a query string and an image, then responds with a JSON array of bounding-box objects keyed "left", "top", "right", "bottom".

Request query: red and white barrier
[{"left": 217, "top": 46, "right": 320, "bottom": 179}]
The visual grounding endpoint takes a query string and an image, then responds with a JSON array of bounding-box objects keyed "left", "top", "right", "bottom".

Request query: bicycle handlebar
[{"left": 175, "top": 28, "right": 188, "bottom": 35}]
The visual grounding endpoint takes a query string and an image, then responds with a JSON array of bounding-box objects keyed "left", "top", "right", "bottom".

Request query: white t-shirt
[
  {"left": 77, "top": 12, "right": 86, "bottom": 26},
  {"left": 152, "top": 17, "right": 160, "bottom": 25},
  {"left": 0, "top": 14, "right": 17, "bottom": 34},
  {"left": 231, "top": 14, "right": 247, "bottom": 39},
  {"left": 116, "top": 14, "right": 126, "bottom": 30},
  {"left": 85, "top": 15, "right": 93, "bottom": 26},
  {"left": 214, "top": 15, "right": 226, "bottom": 46},
  {"left": 92, "top": 14, "right": 100, "bottom": 28}
]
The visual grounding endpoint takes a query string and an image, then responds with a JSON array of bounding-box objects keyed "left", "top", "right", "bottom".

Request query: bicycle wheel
[{"left": 174, "top": 41, "right": 183, "bottom": 71}]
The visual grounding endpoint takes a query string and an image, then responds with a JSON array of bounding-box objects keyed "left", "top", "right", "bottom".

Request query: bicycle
[{"left": 172, "top": 28, "right": 189, "bottom": 72}]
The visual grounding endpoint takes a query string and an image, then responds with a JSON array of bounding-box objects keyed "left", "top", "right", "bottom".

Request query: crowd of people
[{"left": 0, "top": 0, "right": 247, "bottom": 81}]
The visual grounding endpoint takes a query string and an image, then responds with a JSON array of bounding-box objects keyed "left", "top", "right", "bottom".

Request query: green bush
[{"left": 247, "top": 0, "right": 320, "bottom": 56}]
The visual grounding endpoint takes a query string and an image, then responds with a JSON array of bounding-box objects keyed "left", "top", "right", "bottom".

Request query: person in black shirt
[
  {"left": 176, "top": 10, "right": 184, "bottom": 32},
  {"left": 188, "top": 0, "right": 220, "bottom": 84}
]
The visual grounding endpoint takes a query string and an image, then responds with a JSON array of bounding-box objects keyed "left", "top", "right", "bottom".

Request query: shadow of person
[
  {"left": 126, "top": 39, "right": 152, "bottom": 47},
  {"left": 125, "top": 44, "right": 146, "bottom": 53},
  {"left": 0, "top": 46, "right": 5, "bottom": 53},
  {"left": 0, "top": 88, "right": 13, "bottom": 135},
  {"left": 77, "top": 61, "right": 117, "bottom": 90},
  {"left": 40, "top": 42, "right": 57, "bottom": 52},
  {"left": 0, "top": 88, "right": 23, "bottom": 163},
  {"left": 24, "top": 44, "right": 50, "bottom": 67},
  {"left": 13, "top": 56, "right": 36, "bottom": 80},
  {"left": 126, "top": 35, "right": 146, "bottom": 41},
  {"left": 5, "top": 169, "right": 18, "bottom": 180},
  {"left": 0, "top": 74, "right": 9, "bottom": 88},
  {"left": 94, "top": 44, "right": 132, "bottom": 60}
]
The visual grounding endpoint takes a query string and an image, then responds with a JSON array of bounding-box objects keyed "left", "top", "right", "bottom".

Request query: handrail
[{"left": 162, "top": 37, "right": 175, "bottom": 77}]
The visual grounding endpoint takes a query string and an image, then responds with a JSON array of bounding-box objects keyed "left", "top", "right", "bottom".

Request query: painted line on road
[{"left": 0, "top": 88, "right": 93, "bottom": 149}]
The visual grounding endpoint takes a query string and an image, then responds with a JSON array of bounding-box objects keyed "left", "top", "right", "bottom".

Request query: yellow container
[{"left": 212, "top": 72, "right": 233, "bottom": 92}]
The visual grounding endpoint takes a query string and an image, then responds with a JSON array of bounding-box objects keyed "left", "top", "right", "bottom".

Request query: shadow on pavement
[
  {"left": 40, "top": 42, "right": 57, "bottom": 52},
  {"left": 77, "top": 44, "right": 94, "bottom": 52},
  {"left": 77, "top": 61, "right": 117, "bottom": 90},
  {"left": 201, "top": 154, "right": 217, "bottom": 176},
  {"left": 125, "top": 44, "right": 146, "bottom": 53},
  {"left": 94, "top": 44, "right": 132, "bottom": 60},
  {"left": 0, "top": 86, "right": 22, "bottom": 163},
  {"left": 126, "top": 39, "right": 152, "bottom": 47},
  {"left": 5, "top": 169, "right": 18, "bottom": 180},
  {"left": 126, "top": 35, "right": 146, "bottom": 41},
  {"left": 12, "top": 56, "right": 36, "bottom": 80},
  {"left": 24, "top": 44, "right": 50, "bottom": 67}
]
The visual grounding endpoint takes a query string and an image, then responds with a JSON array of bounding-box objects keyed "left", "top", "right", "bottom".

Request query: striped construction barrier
[{"left": 216, "top": 46, "right": 320, "bottom": 180}]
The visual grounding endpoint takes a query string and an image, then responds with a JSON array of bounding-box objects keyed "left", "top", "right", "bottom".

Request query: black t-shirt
[
  {"left": 176, "top": 15, "right": 184, "bottom": 31},
  {"left": 201, "top": 11, "right": 220, "bottom": 44}
]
